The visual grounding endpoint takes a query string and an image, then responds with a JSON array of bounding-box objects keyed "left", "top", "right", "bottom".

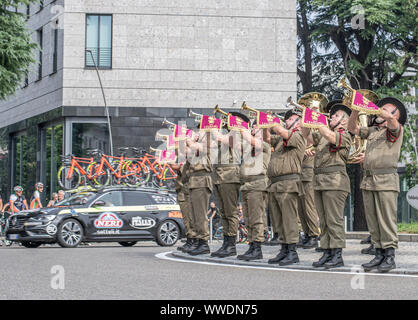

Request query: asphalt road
[{"left": 1, "top": 242, "right": 418, "bottom": 300}]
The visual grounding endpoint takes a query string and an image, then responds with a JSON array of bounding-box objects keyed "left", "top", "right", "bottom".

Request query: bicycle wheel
[
  {"left": 161, "top": 167, "right": 176, "bottom": 190},
  {"left": 86, "top": 162, "right": 111, "bottom": 189},
  {"left": 57, "top": 165, "right": 81, "bottom": 190},
  {"left": 122, "top": 161, "right": 146, "bottom": 187}
]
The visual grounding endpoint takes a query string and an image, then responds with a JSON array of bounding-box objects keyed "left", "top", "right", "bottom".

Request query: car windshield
[{"left": 55, "top": 192, "right": 96, "bottom": 206}]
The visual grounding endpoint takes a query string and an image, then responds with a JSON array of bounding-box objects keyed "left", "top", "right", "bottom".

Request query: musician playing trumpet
[{"left": 310, "top": 102, "right": 352, "bottom": 269}]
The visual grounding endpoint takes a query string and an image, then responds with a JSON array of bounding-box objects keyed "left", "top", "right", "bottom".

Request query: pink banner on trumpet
[
  {"left": 174, "top": 125, "right": 193, "bottom": 140},
  {"left": 351, "top": 91, "right": 381, "bottom": 115},
  {"left": 256, "top": 111, "right": 281, "bottom": 128},
  {"left": 200, "top": 115, "right": 223, "bottom": 131},
  {"left": 302, "top": 107, "right": 328, "bottom": 128},
  {"left": 158, "top": 150, "right": 177, "bottom": 163},
  {"left": 227, "top": 115, "right": 249, "bottom": 131}
]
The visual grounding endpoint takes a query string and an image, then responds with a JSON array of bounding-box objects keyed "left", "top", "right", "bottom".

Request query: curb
[
  {"left": 171, "top": 252, "right": 418, "bottom": 276},
  {"left": 345, "top": 232, "right": 418, "bottom": 242}
]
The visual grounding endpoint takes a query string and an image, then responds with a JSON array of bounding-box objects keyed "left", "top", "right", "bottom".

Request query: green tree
[
  {"left": 0, "top": 0, "right": 38, "bottom": 100},
  {"left": 297, "top": 0, "right": 417, "bottom": 229}
]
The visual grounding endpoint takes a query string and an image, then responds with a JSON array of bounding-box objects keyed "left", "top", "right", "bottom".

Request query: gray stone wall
[{"left": 62, "top": 0, "right": 297, "bottom": 110}]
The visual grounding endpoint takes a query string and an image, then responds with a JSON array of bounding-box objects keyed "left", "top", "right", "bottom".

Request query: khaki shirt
[
  {"left": 187, "top": 135, "right": 213, "bottom": 190},
  {"left": 213, "top": 137, "right": 241, "bottom": 184},
  {"left": 240, "top": 142, "right": 271, "bottom": 191},
  {"left": 312, "top": 130, "right": 352, "bottom": 192},
  {"left": 301, "top": 154, "right": 314, "bottom": 182},
  {"left": 267, "top": 130, "right": 306, "bottom": 193},
  {"left": 359, "top": 125, "right": 403, "bottom": 192},
  {"left": 174, "top": 162, "right": 190, "bottom": 201}
]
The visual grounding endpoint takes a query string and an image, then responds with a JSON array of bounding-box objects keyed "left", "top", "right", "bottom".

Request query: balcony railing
[{"left": 85, "top": 47, "right": 112, "bottom": 68}]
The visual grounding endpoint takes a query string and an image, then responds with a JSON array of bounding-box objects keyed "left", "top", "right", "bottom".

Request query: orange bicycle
[{"left": 57, "top": 154, "right": 95, "bottom": 190}]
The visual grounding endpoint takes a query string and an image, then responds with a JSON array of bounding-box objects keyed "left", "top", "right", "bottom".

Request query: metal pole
[{"left": 85, "top": 49, "right": 113, "bottom": 156}]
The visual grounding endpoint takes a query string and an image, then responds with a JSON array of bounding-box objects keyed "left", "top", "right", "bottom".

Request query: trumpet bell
[
  {"left": 213, "top": 105, "right": 228, "bottom": 117},
  {"left": 297, "top": 92, "right": 329, "bottom": 114},
  {"left": 162, "top": 118, "right": 175, "bottom": 127}
]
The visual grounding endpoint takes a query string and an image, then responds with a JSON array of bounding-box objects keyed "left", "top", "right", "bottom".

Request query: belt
[
  {"left": 216, "top": 164, "right": 238, "bottom": 168},
  {"left": 314, "top": 165, "right": 346, "bottom": 174},
  {"left": 269, "top": 174, "right": 300, "bottom": 184},
  {"left": 240, "top": 175, "right": 265, "bottom": 183},
  {"left": 363, "top": 168, "right": 397, "bottom": 176},
  {"left": 189, "top": 171, "right": 211, "bottom": 177}
]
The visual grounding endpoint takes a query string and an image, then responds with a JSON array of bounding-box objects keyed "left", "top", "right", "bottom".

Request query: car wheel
[
  {"left": 118, "top": 241, "right": 137, "bottom": 247},
  {"left": 57, "top": 219, "right": 84, "bottom": 248},
  {"left": 156, "top": 220, "right": 180, "bottom": 246},
  {"left": 20, "top": 241, "right": 42, "bottom": 248}
]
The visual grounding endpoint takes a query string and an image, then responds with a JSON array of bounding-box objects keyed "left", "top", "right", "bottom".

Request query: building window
[
  {"left": 37, "top": 28, "right": 43, "bottom": 81},
  {"left": 26, "top": 4, "right": 30, "bottom": 19},
  {"left": 52, "top": 29, "right": 58, "bottom": 74},
  {"left": 85, "top": 14, "right": 112, "bottom": 68}
]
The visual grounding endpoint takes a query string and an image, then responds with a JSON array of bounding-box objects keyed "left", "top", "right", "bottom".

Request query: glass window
[
  {"left": 94, "top": 191, "right": 123, "bottom": 207},
  {"left": 0, "top": 129, "right": 8, "bottom": 201},
  {"left": 56, "top": 192, "right": 96, "bottom": 206},
  {"left": 52, "top": 29, "right": 58, "bottom": 74},
  {"left": 45, "top": 124, "right": 63, "bottom": 198},
  {"left": 85, "top": 14, "right": 112, "bottom": 68},
  {"left": 72, "top": 123, "right": 109, "bottom": 157},
  {"left": 37, "top": 28, "right": 43, "bottom": 81},
  {"left": 122, "top": 192, "right": 153, "bottom": 206}
]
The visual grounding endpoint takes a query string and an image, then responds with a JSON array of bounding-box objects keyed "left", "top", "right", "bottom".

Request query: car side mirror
[{"left": 93, "top": 200, "right": 105, "bottom": 207}]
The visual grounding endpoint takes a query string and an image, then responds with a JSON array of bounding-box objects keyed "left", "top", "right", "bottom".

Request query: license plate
[{"left": 8, "top": 234, "right": 19, "bottom": 240}]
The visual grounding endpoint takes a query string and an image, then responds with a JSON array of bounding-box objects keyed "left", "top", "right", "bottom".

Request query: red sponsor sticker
[
  {"left": 94, "top": 212, "right": 123, "bottom": 229},
  {"left": 168, "top": 211, "right": 183, "bottom": 218}
]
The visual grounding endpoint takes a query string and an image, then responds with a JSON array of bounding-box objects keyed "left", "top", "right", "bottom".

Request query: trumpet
[
  {"left": 286, "top": 97, "right": 305, "bottom": 116},
  {"left": 162, "top": 118, "right": 176, "bottom": 127},
  {"left": 240, "top": 101, "right": 258, "bottom": 120},
  {"left": 189, "top": 110, "right": 203, "bottom": 123},
  {"left": 149, "top": 146, "right": 160, "bottom": 153},
  {"left": 213, "top": 105, "right": 228, "bottom": 119}
]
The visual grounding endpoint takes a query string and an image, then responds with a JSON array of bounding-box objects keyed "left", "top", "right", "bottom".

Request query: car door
[
  {"left": 87, "top": 191, "right": 125, "bottom": 239},
  {"left": 122, "top": 191, "right": 158, "bottom": 237}
]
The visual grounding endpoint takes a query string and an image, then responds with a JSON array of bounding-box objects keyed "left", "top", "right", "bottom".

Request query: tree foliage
[{"left": 0, "top": 0, "right": 38, "bottom": 100}]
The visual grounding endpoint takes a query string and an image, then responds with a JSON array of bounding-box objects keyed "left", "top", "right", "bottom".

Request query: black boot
[
  {"left": 213, "top": 236, "right": 237, "bottom": 258},
  {"left": 178, "top": 238, "right": 193, "bottom": 252},
  {"left": 377, "top": 248, "right": 396, "bottom": 273},
  {"left": 315, "top": 247, "right": 325, "bottom": 252},
  {"left": 268, "top": 244, "right": 288, "bottom": 264},
  {"left": 360, "top": 235, "right": 371, "bottom": 244},
  {"left": 279, "top": 244, "right": 299, "bottom": 266},
  {"left": 267, "top": 233, "right": 280, "bottom": 246},
  {"left": 362, "top": 248, "right": 385, "bottom": 271},
  {"left": 302, "top": 236, "right": 319, "bottom": 249},
  {"left": 296, "top": 233, "right": 307, "bottom": 248},
  {"left": 211, "top": 236, "right": 229, "bottom": 257},
  {"left": 361, "top": 244, "right": 376, "bottom": 255},
  {"left": 188, "top": 239, "right": 210, "bottom": 256},
  {"left": 237, "top": 243, "right": 254, "bottom": 260},
  {"left": 182, "top": 238, "right": 198, "bottom": 253},
  {"left": 324, "top": 248, "right": 344, "bottom": 269},
  {"left": 238, "top": 242, "right": 263, "bottom": 261},
  {"left": 312, "top": 249, "right": 332, "bottom": 267}
]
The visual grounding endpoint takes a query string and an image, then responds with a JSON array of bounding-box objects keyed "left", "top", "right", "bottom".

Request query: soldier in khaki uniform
[
  {"left": 348, "top": 97, "right": 407, "bottom": 272},
  {"left": 171, "top": 161, "right": 196, "bottom": 253},
  {"left": 266, "top": 110, "right": 307, "bottom": 266},
  {"left": 211, "top": 114, "right": 247, "bottom": 258},
  {"left": 310, "top": 103, "right": 352, "bottom": 268},
  {"left": 186, "top": 130, "right": 214, "bottom": 256},
  {"left": 298, "top": 152, "right": 320, "bottom": 248},
  {"left": 236, "top": 126, "right": 271, "bottom": 261}
]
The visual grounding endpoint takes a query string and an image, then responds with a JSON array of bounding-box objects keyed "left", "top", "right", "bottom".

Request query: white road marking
[{"left": 155, "top": 251, "right": 418, "bottom": 278}]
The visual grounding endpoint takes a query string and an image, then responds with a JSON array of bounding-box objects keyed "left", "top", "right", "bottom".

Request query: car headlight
[{"left": 40, "top": 215, "right": 57, "bottom": 222}]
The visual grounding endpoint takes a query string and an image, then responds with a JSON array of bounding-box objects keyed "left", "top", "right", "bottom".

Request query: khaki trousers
[
  {"left": 362, "top": 190, "right": 399, "bottom": 249},
  {"left": 314, "top": 190, "right": 348, "bottom": 249},
  {"left": 178, "top": 191, "right": 196, "bottom": 238},
  {"left": 242, "top": 190, "right": 267, "bottom": 243},
  {"left": 268, "top": 192, "right": 299, "bottom": 244},
  {"left": 214, "top": 183, "right": 240, "bottom": 237},
  {"left": 298, "top": 181, "right": 320, "bottom": 237},
  {"left": 190, "top": 187, "right": 212, "bottom": 241}
]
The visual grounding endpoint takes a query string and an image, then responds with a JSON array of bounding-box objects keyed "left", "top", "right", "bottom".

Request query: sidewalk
[{"left": 172, "top": 239, "right": 418, "bottom": 275}]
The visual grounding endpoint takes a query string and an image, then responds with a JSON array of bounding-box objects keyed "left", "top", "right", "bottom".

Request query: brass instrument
[
  {"left": 213, "top": 104, "right": 229, "bottom": 120},
  {"left": 240, "top": 101, "right": 257, "bottom": 120},
  {"left": 298, "top": 92, "right": 329, "bottom": 114},
  {"left": 286, "top": 97, "right": 305, "bottom": 116},
  {"left": 337, "top": 77, "right": 378, "bottom": 163},
  {"left": 149, "top": 146, "right": 159, "bottom": 153},
  {"left": 162, "top": 118, "right": 176, "bottom": 127},
  {"left": 189, "top": 110, "right": 203, "bottom": 123}
]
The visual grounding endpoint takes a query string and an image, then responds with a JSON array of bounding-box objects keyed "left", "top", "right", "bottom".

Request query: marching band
[{"left": 159, "top": 77, "right": 407, "bottom": 273}]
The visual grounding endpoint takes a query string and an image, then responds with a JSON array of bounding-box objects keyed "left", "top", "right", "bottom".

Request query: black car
[{"left": 6, "top": 187, "right": 185, "bottom": 248}]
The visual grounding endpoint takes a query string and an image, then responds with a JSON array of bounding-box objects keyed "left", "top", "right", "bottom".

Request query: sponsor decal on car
[
  {"left": 151, "top": 195, "right": 176, "bottom": 204},
  {"left": 94, "top": 212, "right": 123, "bottom": 229},
  {"left": 144, "top": 205, "right": 159, "bottom": 211},
  {"left": 46, "top": 224, "right": 58, "bottom": 235},
  {"left": 130, "top": 216, "right": 156, "bottom": 229},
  {"left": 95, "top": 229, "right": 120, "bottom": 235},
  {"left": 168, "top": 211, "right": 182, "bottom": 218}
]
